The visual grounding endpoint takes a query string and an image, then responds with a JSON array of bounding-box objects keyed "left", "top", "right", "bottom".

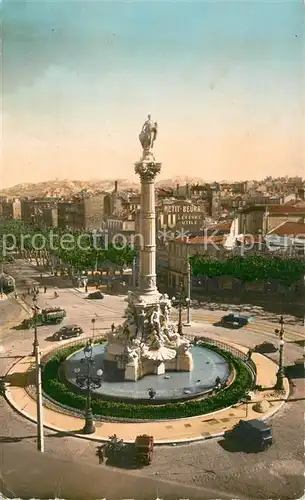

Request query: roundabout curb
[{"left": 4, "top": 335, "right": 290, "bottom": 445}]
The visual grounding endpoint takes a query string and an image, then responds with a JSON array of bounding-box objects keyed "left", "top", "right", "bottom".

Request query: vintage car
[
  {"left": 86, "top": 291, "right": 104, "bottom": 300},
  {"left": 254, "top": 342, "right": 278, "bottom": 354},
  {"left": 224, "top": 419, "right": 273, "bottom": 451},
  {"left": 219, "top": 313, "right": 253, "bottom": 329},
  {"left": 52, "top": 324, "right": 83, "bottom": 341}
]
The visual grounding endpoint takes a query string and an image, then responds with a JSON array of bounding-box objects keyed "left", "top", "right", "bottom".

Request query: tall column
[{"left": 134, "top": 162, "right": 161, "bottom": 295}]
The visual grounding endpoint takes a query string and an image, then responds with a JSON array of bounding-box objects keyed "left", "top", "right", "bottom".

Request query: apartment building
[
  {"left": 0, "top": 199, "right": 21, "bottom": 220},
  {"left": 57, "top": 192, "right": 112, "bottom": 231}
]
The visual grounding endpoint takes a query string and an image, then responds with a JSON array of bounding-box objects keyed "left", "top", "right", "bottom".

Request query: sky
[{"left": 1, "top": 0, "right": 304, "bottom": 188}]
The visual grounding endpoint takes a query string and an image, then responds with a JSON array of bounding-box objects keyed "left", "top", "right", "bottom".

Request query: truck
[
  {"left": 22, "top": 307, "right": 67, "bottom": 329},
  {"left": 0, "top": 273, "right": 15, "bottom": 294}
]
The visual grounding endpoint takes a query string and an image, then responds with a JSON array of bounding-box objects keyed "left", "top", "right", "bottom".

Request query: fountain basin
[{"left": 64, "top": 343, "right": 230, "bottom": 404}]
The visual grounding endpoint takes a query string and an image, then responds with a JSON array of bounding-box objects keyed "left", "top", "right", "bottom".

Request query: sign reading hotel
[
  {"left": 160, "top": 203, "right": 205, "bottom": 227},
  {"left": 164, "top": 204, "right": 203, "bottom": 214}
]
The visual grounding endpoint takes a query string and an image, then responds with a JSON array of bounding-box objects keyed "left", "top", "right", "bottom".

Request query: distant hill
[
  {"left": 0, "top": 179, "right": 138, "bottom": 198},
  {"left": 0, "top": 176, "right": 206, "bottom": 198}
]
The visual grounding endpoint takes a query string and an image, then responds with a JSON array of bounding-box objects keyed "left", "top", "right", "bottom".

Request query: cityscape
[{"left": 1, "top": 2, "right": 304, "bottom": 500}]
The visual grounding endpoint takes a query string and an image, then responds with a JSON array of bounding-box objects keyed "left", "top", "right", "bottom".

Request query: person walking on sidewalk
[{"left": 44, "top": 285, "right": 47, "bottom": 293}]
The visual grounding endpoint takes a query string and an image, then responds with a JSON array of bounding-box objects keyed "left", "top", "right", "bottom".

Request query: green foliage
[
  {"left": 42, "top": 343, "right": 253, "bottom": 420},
  {"left": 0, "top": 221, "right": 137, "bottom": 271},
  {"left": 190, "top": 253, "right": 305, "bottom": 285}
]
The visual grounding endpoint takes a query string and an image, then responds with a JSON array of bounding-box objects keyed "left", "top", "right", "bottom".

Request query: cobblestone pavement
[{"left": 1, "top": 259, "right": 304, "bottom": 499}]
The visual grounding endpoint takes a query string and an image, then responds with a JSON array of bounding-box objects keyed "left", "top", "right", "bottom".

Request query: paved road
[
  {"left": 0, "top": 258, "right": 304, "bottom": 499},
  {"left": 1, "top": 399, "right": 239, "bottom": 500}
]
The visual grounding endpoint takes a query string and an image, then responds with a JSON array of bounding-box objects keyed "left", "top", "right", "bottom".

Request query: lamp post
[
  {"left": 0, "top": 260, "right": 4, "bottom": 297},
  {"left": 132, "top": 256, "right": 136, "bottom": 288},
  {"left": 274, "top": 315, "right": 285, "bottom": 390},
  {"left": 185, "top": 261, "right": 191, "bottom": 326},
  {"left": 172, "top": 282, "right": 190, "bottom": 335},
  {"left": 32, "top": 295, "right": 39, "bottom": 356},
  {"left": 74, "top": 341, "right": 103, "bottom": 434},
  {"left": 91, "top": 318, "right": 96, "bottom": 341},
  {"left": 31, "top": 295, "right": 45, "bottom": 452}
]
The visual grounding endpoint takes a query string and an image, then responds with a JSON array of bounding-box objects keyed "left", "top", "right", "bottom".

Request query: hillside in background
[
  {"left": 0, "top": 177, "right": 206, "bottom": 198},
  {"left": 0, "top": 179, "right": 138, "bottom": 198}
]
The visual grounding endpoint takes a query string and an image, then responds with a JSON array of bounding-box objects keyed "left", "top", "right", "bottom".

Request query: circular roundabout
[
  {"left": 41, "top": 337, "right": 254, "bottom": 421},
  {"left": 64, "top": 343, "right": 231, "bottom": 403},
  {"left": 4, "top": 329, "right": 289, "bottom": 443}
]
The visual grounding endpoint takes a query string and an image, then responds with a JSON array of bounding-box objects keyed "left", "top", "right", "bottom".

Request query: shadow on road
[
  {"left": 5, "top": 371, "right": 30, "bottom": 388},
  {"left": 218, "top": 438, "right": 262, "bottom": 454},
  {"left": 285, "top": 365, "right": 305, "bottom": 379}
]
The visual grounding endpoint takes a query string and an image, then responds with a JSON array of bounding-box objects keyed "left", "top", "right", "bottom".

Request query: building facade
[
  {"left": 167, "top": 234, "right": 228, "bottom": 291},
  {"left": 0, "top": 199, "right": 21, "bottom": 220},
  {"left": 57, "top": 193, "right": 112, "bottom": 231},
  {"left": 20, "top": 199, "right": 58, "bottom": 227},
  {"left": 238, "top": 204, "right": 305, "bottom": 235}
]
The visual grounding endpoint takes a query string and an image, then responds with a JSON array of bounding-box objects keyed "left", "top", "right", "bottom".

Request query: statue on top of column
[{"left": 139, "top": 114, "right": 158, "bottom": 151}]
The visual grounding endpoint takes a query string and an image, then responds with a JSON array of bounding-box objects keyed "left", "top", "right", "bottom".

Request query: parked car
[
  {"left": 224, "top": 419, "right": 273, "bottom": 452},
  {"left": 87, "top": 291, "right": 104, "bottom": 300},
  {"left": 219, "top": 313, "right": 252, "bottom": 328},
  {"left": 52, "top": 324, "right": 83, "bottom": 341}
]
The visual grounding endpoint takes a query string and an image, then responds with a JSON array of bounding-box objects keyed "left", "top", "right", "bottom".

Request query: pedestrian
[
  {"left": 96, "top": 446, "right": 104, "bottom": 464},
  {"left": 44, "top": 285, "right": 47, "bottom": 293}
]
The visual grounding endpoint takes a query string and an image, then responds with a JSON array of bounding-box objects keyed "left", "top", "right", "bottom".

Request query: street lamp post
[
  {"left": 185, "top": 261, "right": 191, "bottom": 326},
  {"left": 0, "top": 260, "right": 4, "bottom": 297},
  {"left": 172, "top": 282, "right": 190, "bottom": 336},
  {"left": 274, "top": 315, "right": 285, "bottom": 391},
  {"left": 91, "top": 318, "right": 96, "bottom": 341},
  {"left": 74, "top": 341, "right": 103, "bottom": 434},
  {"left": 32, "top": 295, "right": 45, "bottom": 452},
  {"left": 132, "top": 256, "right": 136, "bottom": 288}
]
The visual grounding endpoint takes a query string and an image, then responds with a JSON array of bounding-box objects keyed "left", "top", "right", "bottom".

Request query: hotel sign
[
  {"left": 164, "top": 204, "right": 203, "bottom": 214},
  {"left": 161, "top": 203, "right": 205, "bottom": 227}
]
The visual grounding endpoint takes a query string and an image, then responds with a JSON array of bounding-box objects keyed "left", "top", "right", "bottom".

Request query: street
[{"left": 0, "top": 259, "right": 304, "bottom": 499}]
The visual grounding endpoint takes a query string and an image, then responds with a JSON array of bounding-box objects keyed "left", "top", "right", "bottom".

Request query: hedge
[
  {"left": 190, "top": 254, "right": 305, "bottom": 285},
  {"left": 42, "top": 342, "right": 253, "bottom": 420}
]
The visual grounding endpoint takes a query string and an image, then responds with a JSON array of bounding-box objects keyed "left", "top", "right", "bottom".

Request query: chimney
[
  {"left": 114, "top": 180, "right": 118, "bottom": 193},
  {"left": 186, "top": 183, "right": 190, "bottom": 198},
  {"left": 176, "top": 183, "right": 180, "bottom": 196}
]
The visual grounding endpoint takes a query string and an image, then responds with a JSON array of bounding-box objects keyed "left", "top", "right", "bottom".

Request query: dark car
[
  {"left": 224, "top": 419, "right": 273, "bottom": 452},
  {"left": 52, "top": 325, "right": 83, "bottom": 341},
  {"left": 87, "top": 291, "right": 104, "bottom": 300},
  {"left": 254, "top": 342, "right": 278, "bottom": 354},
  {"left": 220, "top": 313, "right": 252, "bottom": 329}
]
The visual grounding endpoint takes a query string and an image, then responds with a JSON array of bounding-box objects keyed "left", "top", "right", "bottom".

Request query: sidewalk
[{"left": 5, "top": 340, "right": 289, "bottom": 444}]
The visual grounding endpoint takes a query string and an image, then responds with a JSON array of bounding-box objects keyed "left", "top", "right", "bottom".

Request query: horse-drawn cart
[{"left": 134, "top": 434, "right": 154, "bottom": 465}]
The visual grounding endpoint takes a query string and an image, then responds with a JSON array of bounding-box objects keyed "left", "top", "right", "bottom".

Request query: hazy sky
[{"left": 2, "top": 0, "right": 304, "bottom": 188}]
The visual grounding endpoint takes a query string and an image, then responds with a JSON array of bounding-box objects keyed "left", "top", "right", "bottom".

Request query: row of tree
[
  {"left": 0, "top": 221, "right": 137, "bottom": 273},
  {"left": 190, "top": 253, "right": 305, "bottom": 286}
]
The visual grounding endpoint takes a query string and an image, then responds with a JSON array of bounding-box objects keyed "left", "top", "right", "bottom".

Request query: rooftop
[
  {"left": 267, "top": 204, "right": 305, "bottom": 214},
  {"left": 268, "top": 221, "right": 305, "bottom": 238}
]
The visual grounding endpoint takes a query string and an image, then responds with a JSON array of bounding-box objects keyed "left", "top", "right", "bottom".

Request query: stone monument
[{"left": 104, "top": 115, "right": 193, "bottom": 381}]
